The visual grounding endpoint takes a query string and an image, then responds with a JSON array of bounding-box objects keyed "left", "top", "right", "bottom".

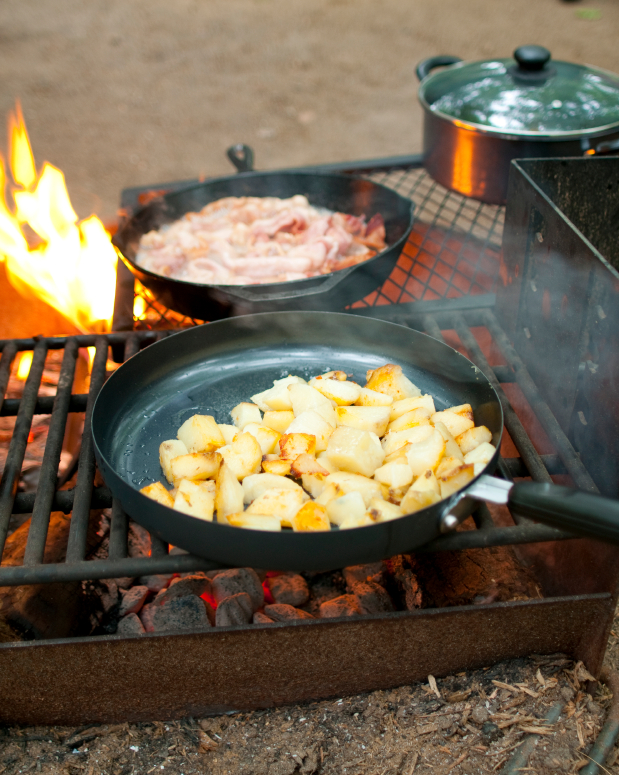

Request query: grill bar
[
  {"left": 65, "top": 337, "right": 112, "bottom": 562},
  {"left": 0, "top": 340, "right": 48, "bottom": 559},
  {"left": 23, "top": 338, "right": 79, "bottom": 566}
]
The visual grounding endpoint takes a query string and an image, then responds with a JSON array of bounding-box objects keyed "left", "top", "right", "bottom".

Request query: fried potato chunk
[
  {"left": 279, "top": 432, "right": 316, "bottom": 460},
  {"left": 262, "top": 410, "right": 295, "bottom": 434},
  {"left": 373, "top": 461, "right": 414, "bottom": 489},
  {"left": 290, "top": 453, "right": 330, "bottom": 478},
  {"left": 218, "top": 424, "right": 239, "bottom": 444},
  {"left": 326, "top": 426, "right": 385, "bottom": 477},
  {"left": 177, "top": 414, "right": 225, "bottom": 453},
  {"left": 400, "top": 488, "right": 442, "bottom": 514},
  {"left": 365, "top": 363, "right": 421, "bottom": 400},
  {"left": 262, "top": 457, "right": 292, "bottom": 476},
  {"left": 431, "top": 409, "right": 474, "bottom": 438},
  {"left": 242, "top": 473, "right": 305, "bottom": 504},
  {"left": 309, "top": 377, "right": 362, "bottom": 406},
  {"left": 246, "top": 487, "right": 309, "bottom": 526},
  {"left": 389, "top": 394, "right": 436, "bottom": 421},
  {"left": 230, "top": 402, "right": 262, "bottom": 430},
  {"left": 168, "top": 451, "right": 221, "bottom": 486},
  {"left": 173, "top": 479, "right": 216, "bottom": 520},
  {"left": 457, "top": 425, "right": 493, "bottom": 455},
  {"left": 288, "top": 383, "right": 337, "bottom": 427},
  {"left": 335, "top": 405, "right": 391, "bottom": 436},
  {"left": 226, "top": 513, "right": 282, "bottom": 531},
  {"left": 242, "top": 422, "right": 282, "bottom": 455},
  {"left": 159, "top": 439, "right": 189, "bottom": 484},
  {"left": 219, "top": 432, "right": 262, "bottom": 480},
  {"left": 387, "top": 407, "right": 432, "bottom": 433},
  {"left": 140, "top": 481, "right": 174, "bottom": 508},
  {"left": 215, "top": 461, "right": 244, "bottom": 521},
  {"left": 367, "top": 496, "right": 404, "bottom": 522},
  {"left": 285, "top": 410, "right": 333, "bottom": 452},
  {"left": 405, "top": 429, "right": 446, "bottom": 476},
  {"left": 251, "top": 375, "right": 306, "bottom": 412},
  {"left": 326, "top": 490, "right": 367, "bottom": 526},
  {"left": 409, "top": 469, "right": 440, "bottom": 495},
  {"left": 355, "top": 387, "right": 394, "bottom": 407},
  {"left": 381, "top": 424, "right": 434, "bottom": 457},
  {"left": 292, "top": 501, "right": 330, "bottom": 531},
  {"left": 463, "top": 442, "right": 496, "bottom": 466},
  {"left": 438, "top": 463, "right": 476, "bottom": 499}
]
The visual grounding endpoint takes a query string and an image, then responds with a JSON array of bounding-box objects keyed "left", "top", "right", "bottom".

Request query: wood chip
[
  {"left": 418, "top": 723, "right": 439, "bottom": 735},
  {"left": 491, "top": 680, "right": 518, "bottom": 693},
  {"left": 403, "top": 751, "right": 419, "bottom": 775},
  {"left": 445, "top": 753, "right": 467, "bottom": 773},
  {"left": 428, "top": 674, "right": 441, "bottom": 699},
  {"left": 519, "top": 725, "right": 554, "bottom": 735},
  {"left": 535, "top": 668, "right": 546, "bottom": 687}
]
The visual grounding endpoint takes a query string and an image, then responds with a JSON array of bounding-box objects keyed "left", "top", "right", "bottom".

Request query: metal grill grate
[
  {"left": 122, "top": 164, "right": 505, "bottom": 331},
  {"left": 0, "top": 298, "right": 595, "bottom": 586}
]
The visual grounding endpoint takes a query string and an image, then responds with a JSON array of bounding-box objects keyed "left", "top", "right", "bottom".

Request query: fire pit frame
[{"left": 1, "top": 155, "right": 619, "bottom": 725}]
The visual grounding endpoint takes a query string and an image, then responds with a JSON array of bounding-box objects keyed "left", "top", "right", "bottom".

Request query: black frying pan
[
  {"left": 92, "top": 312, "right": 619, "bottom": 571},
  {"left": 112, "top": 166, "right": 414, "bottom": 321}
]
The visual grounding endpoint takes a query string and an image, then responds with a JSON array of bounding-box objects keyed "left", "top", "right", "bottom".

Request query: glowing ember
[
  {"left": 0, "top": 103, "right": 118, "bottom": 334},
  {"left": 16, "top": 351, "right": 32, "bottom": 381}
]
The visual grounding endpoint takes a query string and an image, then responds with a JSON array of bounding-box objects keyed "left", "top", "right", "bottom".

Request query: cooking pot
[
  {"left": 416, "top": 45, "right": 619, "bottom": 204},
  {"left": 113, "top": 149, "right": 414, "bottom": 321},
  {"left": 92, "top": 311, "right": 619, "bottom": 571}
]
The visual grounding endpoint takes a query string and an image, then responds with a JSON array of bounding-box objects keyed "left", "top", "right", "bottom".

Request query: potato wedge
[
  {"left": 367, "top": 496, "right": 404, "bottom": 522},
  {"left": 292, "top": 501, "right": 331, "bottom": 531},
  {"left": 405, "top": 429, "right": 446, "bottom": 476},
  {"left": 261, "top": 457, "right": 292, "bottom": 476},
  {"left": 279, "top": 432, "right": 316, "bottom": 460},
  {"left": 230, "top": 402, "right": 262, "bottom": 430},
  {"left": 140, "top": 481, "right": 174, "bottom": 508},
  {"left": 438, "top": 463, "right": 476, "bottom": 499},
  {"left": 226, "top": 513, "right": 282, "bottom": 531},
  {"left": 159, "top": 439, "right": 189, "bottom": 484},
  {"left": 285, "top": 410, "right": 333, "bottom": 452},
  {"left": 310, "top": 377, "right": 362, "bottom": 405},
  {"left": 389, "top": 394, "right": 436, "bottom": 422},
  {"left": 457, "top": 425, "right": 493, "bottom": 455},
  {"left": 431, "top": 409, "right": 474, "bottom": 438},
  {"left": 365, "top": 363, "right": 421, "bottom": 400},
  {"left": 262, "top": 410, "right": 295, "bottom": 434},
  {"left": 246, "top": 487, "right": 309, "bottom": 526},
  {"left": 326, "top": 490, "right": 367, "bottom": 526},
  {"left": 219, "top": 432, "right": 262, "bottom": 480},
  {"left": 251, "top": 375, "right": 306, "bottom": 412},
  {"left": 242, "top": 473, "right": 305, "bottom": 504},
  {"left": 387, "top": 407, "right": 432, "bottom": 433},
  {"left": 400, "top": 488, "right": 442, "bottom": 514},
  {"left": 335, "top": 405, "right": 391, "bottom": 436},
  {"left": 242, "top": 422, "right": 282, "bottom": 455},
  {"left": 326, "top": 426, "right": 385, "bottom": 477},
  {"left": 355, "top": 387, "right": 394, "bottom": 407},
  {"left": 215, "top": 461, "right": 244, "bottom": 521},
  {"left": 288, "top": 383, "right": 337, "bottom": 427},
  {"left": 173, "top": 479, "right": 215, "bottom": 520},
  {"left": 169, "top": 451, "right": 221, "bottom": 486},
  {"left": 177, "top": 414, "right": 225, "bottom": 453},
  {"left": 290, "top": 453, "right": 330, "bottom": 478},
  {"left": 373, "top": 461, "right": 414, "bottom": 489}
]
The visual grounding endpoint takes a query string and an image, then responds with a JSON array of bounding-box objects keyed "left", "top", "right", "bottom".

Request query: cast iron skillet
[
  {"left": 112, "top": 156, "right": 414, "bottom": 321},
  {"left": 92, "top": 312, "right": 619, "bottom": 571}
]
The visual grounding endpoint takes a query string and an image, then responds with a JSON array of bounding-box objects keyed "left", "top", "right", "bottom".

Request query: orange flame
[{"left": 0, "top": 103, "right": 118, "bottom": 334}]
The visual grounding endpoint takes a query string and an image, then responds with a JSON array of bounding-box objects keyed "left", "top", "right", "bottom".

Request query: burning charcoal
[
  {"left": 253, "top": 611, "right": 275, "bottom": 624},
  {"left": 116, "top": 613, "right": 146, "bottom": 636},
  {"left": 139, "top": 602, "right": 156, "bottom": 633},
  {"left": 138, "top": 574, "right": 173, "bottom": 593},
  {"left": 211, "top": 568, "right": 264, "bottom": 611},
  {"left": 99, "top": 580, "right": 119, "bottom": 614},
  {"left": 151, "top": 595, "right": 211, "bottom": 633},
  {"left": 263, "top": 604, "right": 315, "bottom": 622},
  {"left": 113, "top": 577, "right": 135, "bottom": 590},
  {"left": 155, "top": 574, "right": 212, "bottom": 604},
  {"left": 118, "top": 585, "right": 150, "bottom": 617},
  {"left": 470, "top": 705, "right": 489, "bottom": 725},
  {"left": 318, "top": 594, "right": 363, "bottom": 618},
  {"left": 385, "top": 556, "right": 423, "bottom": 610},
  {"left": 215, "top": 593, "right": 253, "bottom": 627},
  {"left": 128, "top": 522, "right": 151, "bottom": 557},
  {"left": 267, "top": 574, "right": 310, "bottom": 607},
  {"left": 351, "top": 580, "right": 395, "bottom": 615},
  {"left": 343, "top": 562, "right": 385, "bottom": 589}
]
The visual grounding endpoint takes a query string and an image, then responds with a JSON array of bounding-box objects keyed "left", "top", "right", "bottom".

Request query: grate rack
[{"left": 0, "top": 295, "right": 598, "bottom": 587}]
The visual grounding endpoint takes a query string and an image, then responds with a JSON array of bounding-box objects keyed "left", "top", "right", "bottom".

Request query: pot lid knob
[{"left": 514, "top": 45, "right": 551, "bottom": 72}]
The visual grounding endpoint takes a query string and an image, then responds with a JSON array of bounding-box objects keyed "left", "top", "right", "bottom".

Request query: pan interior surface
[{"left": 92, "top": 312, "right": 502, "bottom": 568}]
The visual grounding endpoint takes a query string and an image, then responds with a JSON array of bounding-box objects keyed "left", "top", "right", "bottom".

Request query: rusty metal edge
[{"left": 0, "top": 592, "right": 612, "bottom": 726}]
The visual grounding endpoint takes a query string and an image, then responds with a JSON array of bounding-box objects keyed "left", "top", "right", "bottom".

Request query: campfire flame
[{"left": 0, "top": 103, "right": 118, "bottom": 334}]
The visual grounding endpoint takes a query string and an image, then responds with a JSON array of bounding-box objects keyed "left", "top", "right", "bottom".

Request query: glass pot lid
[{"left": 421, "top": 46, "right": 619, "bottom": 136}]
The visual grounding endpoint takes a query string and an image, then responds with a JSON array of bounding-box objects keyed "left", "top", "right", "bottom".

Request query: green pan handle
[{"left": 509, "top": 482, "right": 619, "bottom": 544}]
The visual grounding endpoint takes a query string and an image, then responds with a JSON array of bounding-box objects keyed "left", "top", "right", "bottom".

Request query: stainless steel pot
[{"left": 416, "top": 46, "right": 619, "bottom": 204}]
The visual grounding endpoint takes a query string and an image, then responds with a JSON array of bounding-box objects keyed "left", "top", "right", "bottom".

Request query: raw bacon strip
[{"left": 136, "top": 195, "right": 387, "bottom": 286}]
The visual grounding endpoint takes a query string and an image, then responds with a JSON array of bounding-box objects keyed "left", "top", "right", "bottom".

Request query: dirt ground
[{"left": 0, "top": 0, "right": 617, "bottom": 224}]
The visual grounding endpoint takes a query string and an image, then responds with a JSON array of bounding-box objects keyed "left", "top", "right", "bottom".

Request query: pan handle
[
  {"left": 415, "top": 55, "right": 463, "bottom": 82},
  {"left": 469, "top": 475, "right": 619, "bottom": 544},
  {"left": 227, "top": 144, "right": 255, "bottom": 173}
]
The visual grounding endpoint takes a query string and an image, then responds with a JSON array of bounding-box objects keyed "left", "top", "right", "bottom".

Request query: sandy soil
[{"left": 0, "top": 0, "right": 617, "bottom": 223}]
